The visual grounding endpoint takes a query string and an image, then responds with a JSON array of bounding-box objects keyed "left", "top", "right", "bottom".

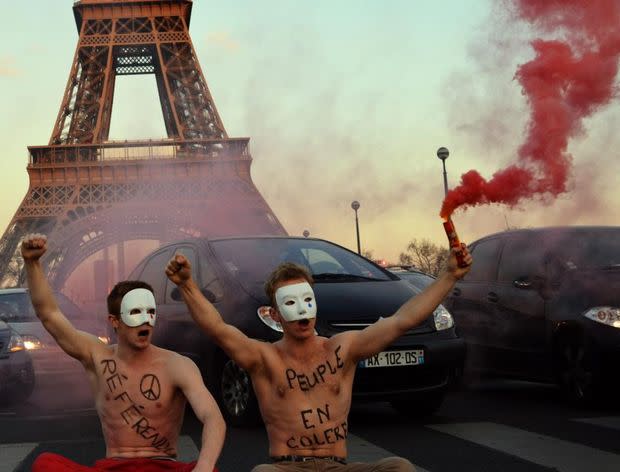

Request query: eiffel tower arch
[{"left": 0, "top": 0, "right": 286, "bottom": 297}]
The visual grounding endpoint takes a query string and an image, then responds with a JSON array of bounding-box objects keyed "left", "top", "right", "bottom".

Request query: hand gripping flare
[{"left": 443, "top": 219, "right": 468, "bottom": 268}]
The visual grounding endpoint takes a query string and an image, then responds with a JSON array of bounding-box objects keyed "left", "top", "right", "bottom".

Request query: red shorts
[{"left": 32, "top": 452, "right": 217, "bottom": 471}]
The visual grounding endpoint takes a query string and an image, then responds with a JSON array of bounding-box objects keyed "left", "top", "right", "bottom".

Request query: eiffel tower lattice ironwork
[{"left": 0, "top": 0, "right": 286, "bottom": 292}]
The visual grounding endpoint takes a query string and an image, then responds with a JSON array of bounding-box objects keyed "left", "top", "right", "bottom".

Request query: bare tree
[
  {"left": 398, "top": 238, "right": 449, "bottom": 276},
  {"left": 362, "top": 249, "right": 374, "bottom": 260}
]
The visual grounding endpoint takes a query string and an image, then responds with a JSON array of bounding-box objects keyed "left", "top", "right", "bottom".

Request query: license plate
[{"left": 359, "top": 349, "right": 424, "bottom": 368}]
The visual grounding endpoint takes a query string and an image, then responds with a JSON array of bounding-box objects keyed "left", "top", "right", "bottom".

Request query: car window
[
  {"left": 551, "top": 229, "right": 620, "bottom": 269},
  {"left": 464, "top": 238, "right": 501, "bottom": 282},
  {"left": 303, "top": 248, "right": 345, "bottom": 273},
  {"left": 137, "top": 249, "right": 172, "bottom": 302},
  {"left": 199, "top": 254, "right": 224, "bottom": 302},
  {"left": 0, "top": 291, "right": 87, "bottom": 323},
  {"left": 0, "top": 293, "right": 36, "bottom": 322},
  {"left": 498, "top": 235, "right": 547, "bottom": 282},
  {"left": 210, "top": 238, "right": 393, "bottom": 297}
]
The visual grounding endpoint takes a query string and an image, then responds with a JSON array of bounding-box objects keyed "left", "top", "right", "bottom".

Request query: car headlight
[
  {"left": 434, "top": 305, "right": 454, "bottom": 331},
  {"left": 22, "top": 335, "right": 44, "bottom": 350},
  {"left": 583, "top": 307, "right": 620, "bottom": 328},
  {"left": 256, "top": 306, "right": 283, "bottom": 333},
  {"left": 8, "top": 333, "right": 25, "bottom": 352}
]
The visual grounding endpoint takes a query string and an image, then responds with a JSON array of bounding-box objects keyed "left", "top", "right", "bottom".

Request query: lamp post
[
  {"left": 351, "top": 200, "right": 361, "bottom": 255},
  {"left": 437, "top": 146, "right": 450, "bottom": 197}
]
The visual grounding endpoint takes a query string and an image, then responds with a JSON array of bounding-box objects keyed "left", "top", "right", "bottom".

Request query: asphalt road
[{"left": 1, "top": 378, "right": 619, "bottom": 472}]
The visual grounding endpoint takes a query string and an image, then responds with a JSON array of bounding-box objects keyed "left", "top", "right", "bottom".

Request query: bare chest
[
  {"left": 265, "top": 344, "right": 351, "bottom": 400},
  {"left": 94, "top": 355, "right": 183, "bottom": 440},
  {"left": 258, "top": 344, "right": 354, "bottom": 454}
]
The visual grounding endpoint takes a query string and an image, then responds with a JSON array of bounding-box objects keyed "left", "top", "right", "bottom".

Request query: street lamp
[
  {"left": 437, "top": 146, "right": 450, "bottom": 197},
  {"left": 351, "top": 200, "right": 361, "bottom": 255},
  {"left": 303, "top": 230, "right": 310, "bottom": 238}
]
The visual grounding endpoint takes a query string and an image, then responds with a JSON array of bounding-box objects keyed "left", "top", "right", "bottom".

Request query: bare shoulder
[
  {"left": 156, "top": 348, "right": 200, "bottom": 382},
  {"left": 159, "top": 347, "right": 194, "bottom": 368},
  {"left": 254, "top": 339, "right": 290, "bottom": 375},
  {"left": 326, "top": 331, "right": 357, "bottom": 350}
]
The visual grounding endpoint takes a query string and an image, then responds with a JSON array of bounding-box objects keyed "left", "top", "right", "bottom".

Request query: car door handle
[
  {"left": 487, "top": 292, "right": 499, "bottom": 303},
  {"left": 452, "top": 288, "right": 461, "bottom": 297}
]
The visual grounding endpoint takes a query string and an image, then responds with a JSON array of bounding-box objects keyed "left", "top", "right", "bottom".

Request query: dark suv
[
  {"left": 127, "top": 236, "right": 465, "bottom": 425},
  {"left": 446, "top": 226, "right": 620, "bottom": 403}
]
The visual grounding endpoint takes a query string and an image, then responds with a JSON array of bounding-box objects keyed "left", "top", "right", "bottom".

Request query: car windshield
[
  {"left": 210, "top": 238, "right": 393, "bottom": 294},
  {"left": 0, "top": 292, "right": 37, "bottom": 322},
  {"left": 0, "top": 291, "right": 83, "bottom": 322}
]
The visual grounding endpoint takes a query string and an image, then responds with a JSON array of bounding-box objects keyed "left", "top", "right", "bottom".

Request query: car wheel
[
  {"left": 389, "top": 390, "right": 445, "bottom": 418},
  {"left": 555, "top": 338, "right": 600, "bottom": 405},
  {"left": 213, "top": 354, "right": 261, "bottom": 427}
]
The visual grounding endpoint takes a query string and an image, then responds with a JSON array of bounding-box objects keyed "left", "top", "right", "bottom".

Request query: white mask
[
  {"left": 119, "top": 288, "right": 157, "bottom": 327},
  {"left": 274, "top": 282, "right": 317, "bottom": 322}
]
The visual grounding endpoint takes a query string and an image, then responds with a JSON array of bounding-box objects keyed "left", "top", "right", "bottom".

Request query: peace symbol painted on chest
[{"left": 140, "top": 374, "right": 161, "bottom": 401}]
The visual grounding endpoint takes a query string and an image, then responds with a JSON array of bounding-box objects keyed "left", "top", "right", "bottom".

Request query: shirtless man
[
  {"left": 166, "top": 245, "right": 472, "bottom": 471},
  {"left": 21, "top": 234, "right": 225, "bottom": 472}
]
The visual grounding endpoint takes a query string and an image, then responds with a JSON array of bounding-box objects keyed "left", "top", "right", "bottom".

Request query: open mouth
[
  {"left": 298, "top": 319, "right": 310, "bottom": 327},
  {"left": 138, "top": 329, "right": 150, "bottom": 338}
]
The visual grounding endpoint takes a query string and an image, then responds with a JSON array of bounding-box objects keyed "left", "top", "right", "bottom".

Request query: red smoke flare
[{"left": 440, "top": 0, "right": 620, "bottom": 219}]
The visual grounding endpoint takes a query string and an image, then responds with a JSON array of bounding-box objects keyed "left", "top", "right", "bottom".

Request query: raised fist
[
  {"left": 165, "top": 253, "right": 192, "bottom": 285},
  {"left": 21, "top": 233, "right": 48, "bottom": 262}
]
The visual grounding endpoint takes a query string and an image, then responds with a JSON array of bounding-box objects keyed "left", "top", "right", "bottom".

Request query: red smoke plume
[{"left": 440, "top": 0, "right": 620, "bottom": 218}]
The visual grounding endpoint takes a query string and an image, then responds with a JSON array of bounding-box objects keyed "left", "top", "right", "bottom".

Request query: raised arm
[
  {"left": 173, "top": 354, "right": 225, "bottom": 472},
  {"left": 21, "top": 234, "right": 100, "bottom": 365},
  {"left": 348, "top": 245, "right": 472, "bottom": 362},
  {"left": 165, "top": 254, "right": 266, "bottom": 372}
]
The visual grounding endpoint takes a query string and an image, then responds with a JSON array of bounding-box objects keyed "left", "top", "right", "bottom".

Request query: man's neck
[
  {"left": 115, "top": 342, "right": 154, "bottom": 364},
  {"left": 280, "top": 334, "right": 320, "bottom": 359}
]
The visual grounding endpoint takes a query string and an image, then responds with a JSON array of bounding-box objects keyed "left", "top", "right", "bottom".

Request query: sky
[{"left": 1, "top": 0, "right": 619, "bottom": 266}]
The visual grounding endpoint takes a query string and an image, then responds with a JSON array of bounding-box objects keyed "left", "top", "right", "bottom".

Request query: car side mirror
[
  {"left": 201, "top": 288, "right": 218, "bottom": 303},
  {"left": 170, "top": 287, "right": 182, "bottom": 301}
]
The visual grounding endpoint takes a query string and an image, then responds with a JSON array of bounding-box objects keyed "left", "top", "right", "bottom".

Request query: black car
[
  {"left": 0, "top": 320, "right": 34, "bottom": 405},
  {"left": 445, "top": 226, "right": 620, "bottom": 404},
  {"left": 127, "top": 236, "right": 465, "bottom": 425},
  {"left": 0, "top": 288, "right": 109, "bottom": 384}
]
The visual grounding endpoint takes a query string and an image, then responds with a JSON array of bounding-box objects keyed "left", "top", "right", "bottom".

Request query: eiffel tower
[{"left": 0, "top": 0, "right": 286, "bottom": 296}]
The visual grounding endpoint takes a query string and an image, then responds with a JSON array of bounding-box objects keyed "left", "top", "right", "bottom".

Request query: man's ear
[{"left": 108, "top": 314, "right": 120, "bottom": 331}]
